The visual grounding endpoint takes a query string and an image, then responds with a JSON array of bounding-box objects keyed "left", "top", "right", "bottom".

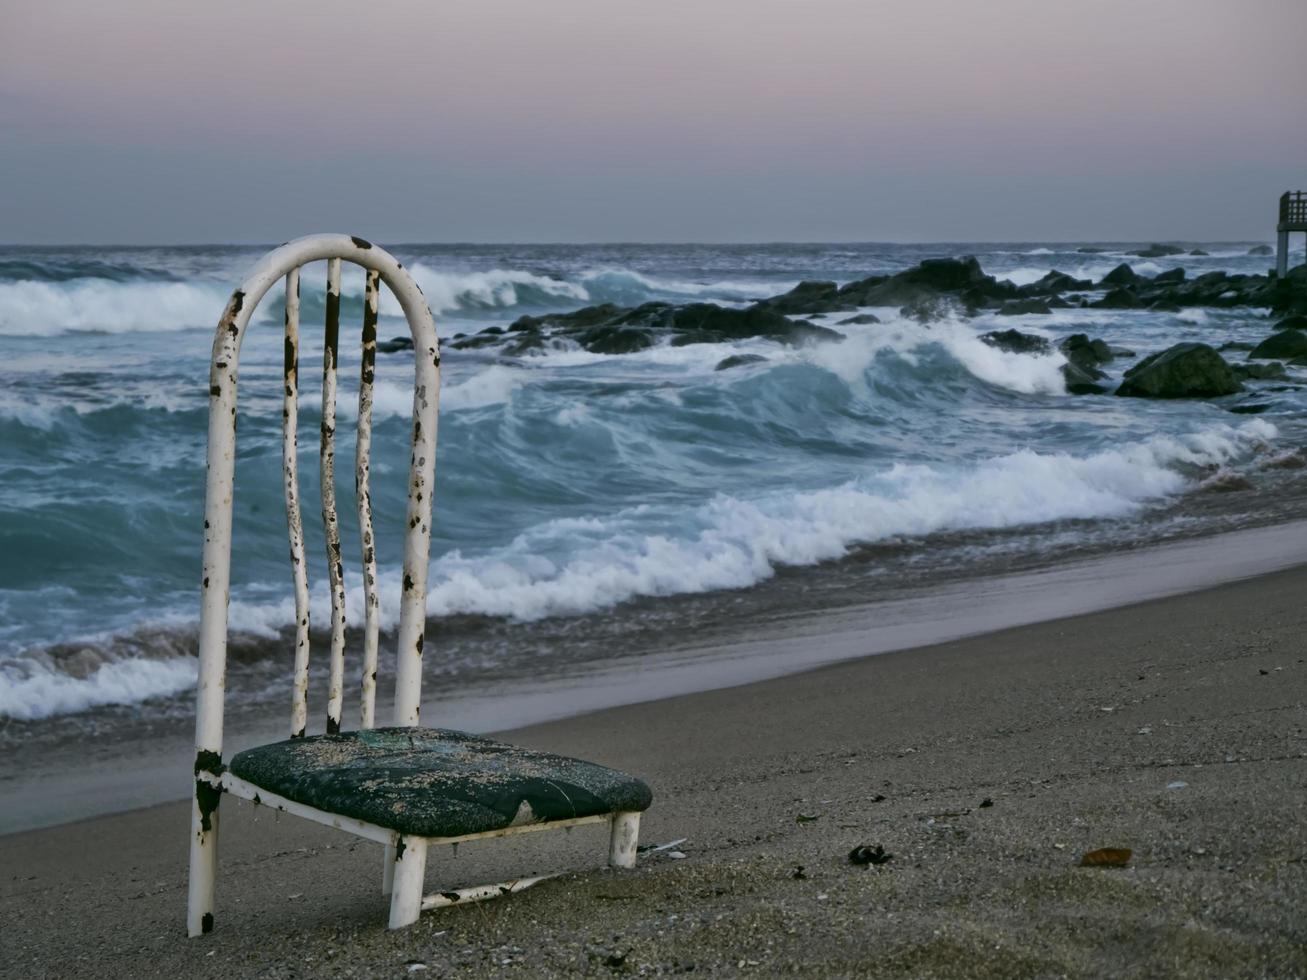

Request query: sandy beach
[{"left": 4, "top": 561, "right": 1305, "bottom": 978}]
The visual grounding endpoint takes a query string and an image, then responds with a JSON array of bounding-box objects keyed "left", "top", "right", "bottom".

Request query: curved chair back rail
[{"left": 195, "top": 234, "right": 440, "bottom": 767}]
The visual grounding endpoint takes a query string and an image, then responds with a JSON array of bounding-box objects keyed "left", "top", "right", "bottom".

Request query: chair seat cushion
[{"left": 228, "top": 727, "right": 653, "bottom": 839}]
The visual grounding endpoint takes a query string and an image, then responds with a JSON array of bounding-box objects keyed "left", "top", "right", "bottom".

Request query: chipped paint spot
[
  {"left": 201, "top": 912, "right": 214, "bottom": 934},
  {"left": 350, "top": 236, "right": 373, "bottom": 249}
]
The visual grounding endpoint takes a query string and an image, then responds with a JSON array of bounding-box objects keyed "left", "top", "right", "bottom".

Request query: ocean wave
[
  {"left": 0, "top": 278, "right": 255, "bottom": 336},
  {"left": 0, "top": 654, "right": 195, "bottom": 721},
  {"left": 2, "top": 415, "right": 1277, "bottom": 721},
  {"left": 389, "top": 264, "right": 590, "bottom": 315},
  {"left": 410, "top": 419, "right": 1275, "bottom": 622},
  {"left": 0, "top": 262, "right": 780, "bottom": 337}
]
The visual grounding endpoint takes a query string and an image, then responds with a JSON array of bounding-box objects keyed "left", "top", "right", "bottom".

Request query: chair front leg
[
  {"left": 186, "top": 786, "right": 221, "bottom": 936},
  {"left": 608, "top": 811, "right": 640, "bottom": 869},
  {"left": 388, "top": 835, "right": 428, "bottom": 929}
]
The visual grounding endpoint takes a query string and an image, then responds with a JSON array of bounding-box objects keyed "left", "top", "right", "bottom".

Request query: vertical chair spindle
[
  {"left": 322, "top": 258, "right": 347, "bottom": 734},
  {"left": 358, "top": 270, "right": 381, "bottom": 729},
  {"left": 283, "top": 268, "right": 311, "bottom": 738}
]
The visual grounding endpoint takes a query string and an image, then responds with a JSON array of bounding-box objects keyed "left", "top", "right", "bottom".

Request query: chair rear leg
[
  {"left": 186, "top": 791, "right": 220, "bottom": 936},
  {"left": 608, "top": 811, "right": 640, "bottom": 869},
  {"left": 382, "top": 841, "right": 397, "bottom": 895},
  {"left": 388, "top": 835, "right": 427, "bottom": 929}
]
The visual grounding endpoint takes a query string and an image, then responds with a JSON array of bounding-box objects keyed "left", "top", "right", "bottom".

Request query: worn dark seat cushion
[{"left": 228, "top": 727, "right": 652, "bottom": 839}]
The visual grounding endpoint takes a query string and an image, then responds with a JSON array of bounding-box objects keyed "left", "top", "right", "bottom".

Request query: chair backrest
[{"left": 194, "top": 235, "right": 440, "bottom": 771}]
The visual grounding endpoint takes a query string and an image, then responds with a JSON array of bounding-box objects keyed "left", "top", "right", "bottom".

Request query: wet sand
[{"left": 3, "top": 565, "right": 1306, "bottom": 978}]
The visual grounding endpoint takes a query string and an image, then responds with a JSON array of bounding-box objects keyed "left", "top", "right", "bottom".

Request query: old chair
[{"left": 187, "top": 235, "right": 651, "bottom": 936}]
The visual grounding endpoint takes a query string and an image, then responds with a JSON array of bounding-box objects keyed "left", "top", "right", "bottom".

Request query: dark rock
[
  {"left": 503, "top": 300, "right": 840, "bottom": 354},
  {"left": 1152, "top": 267, "right": 1186, "bottom": 284},
  {"left": 1148, "top": 301, "right": 1182, "bottom": 312},
  {"left": 509, "top": 304, "right": 624, "bottom": 334},
  {"left": 752, "top": 280, "right": 844, "bottom": 315},
  {"left": 1248, "top": 244, "right": 1274, "bottom": 256},
  {"left": 1110, "top": 346, "right": 1136, "bottom": 358},
  {"left": 579, "top": 326, "right": 656, "bottom": 355},
  {"left": 1270, "top": 265, "right": 1307, "bottom": 315},
  {"left": 1248, "top": 330, "right": 1307, "bottom": 360},
  {"left": 980, "top": 329, "right": 1051, "bottom": 355},
  {"left": 377, "top": 336, "right": 413, "bottom": 354},
  {"left": 1189, "top": 249, "right": 1209, "bottom": 256},
  {"left": 901, "top": 256, "right": 991, "bottom": 291},
  {"left": 837, "top": 313, "right": 881, "bottom": 325},
  {"left": 1129, "top": 244, "right": 1185, "bottom": 258},
  {"left": 1276, "top": 315, "right": 1307, "bottom": 330},
  {"left": 1100, "top": 263, "right": 1139, "bottom": 287},
  {"left": 1232, "top": 361, "right": 1288, "bottom": 381},
  {"left": 1094, "top": 287, "right": 1141, "bottom": 309},
  {"left": 1077, "top": 247, "right": 1109, "bottom": 254},
  {"left": 1061, "top": 362, "right": 1109, "bottom": 394},
  {"left": 997, "top": 298, "right": 1052, "bottom": 316},
  {"left": 848, "top": 844, "right": 893, "bottom": 866},
  {"left": 1116, "top": 343, "right": 1243, "bottom": 398},
  {"left": 714, "top": 354, "right": 769, "bottom": 371},
  {"left": 1060, "top": 334, "right": 1113, "bottom": 373},
  {"left": 448, "top": 333, "right": 503, "bottom": 350},
  {"left": 502, "top": 333, "right": 546, "bottom": 357},
  {"left": 1024, "top": 270, "right": 1093, "bottom": 294},
  {"left": 1229, "top": 404, "right": 1271, "bottom": 414},
  {"left": 1218, "top": 341, "right": 1255, "bottom": 353}
]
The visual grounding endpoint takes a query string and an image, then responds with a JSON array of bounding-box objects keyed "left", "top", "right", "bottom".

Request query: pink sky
[{"left": 2, "top": 0, "right": 1305, "bottom": 242}]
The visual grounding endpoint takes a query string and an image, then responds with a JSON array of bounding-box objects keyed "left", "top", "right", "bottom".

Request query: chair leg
[
  {"left": 186, "top": 790, "right": 220, "bottom": 937},
  {"left": 608, "top": 811, "right": 640, "bottom": 870},
  {"left": 382, "top": 841, "right": 397, "bottom": 895},
  {"left": 388, "top": 835, "right": 427, "bottom": 929}
]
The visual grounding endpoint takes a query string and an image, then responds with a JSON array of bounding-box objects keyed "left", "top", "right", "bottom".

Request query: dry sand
[{"left": 3, "top": 566, "right": 1306, "bottom": 978}]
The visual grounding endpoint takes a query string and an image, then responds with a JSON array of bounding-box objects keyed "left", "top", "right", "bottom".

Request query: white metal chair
[{"left": 187, "top": 235, "right": 651, "bottom": 936}]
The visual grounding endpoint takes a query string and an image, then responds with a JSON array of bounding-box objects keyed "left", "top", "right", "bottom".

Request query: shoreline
[
  {"left": 3, "top": 557, "right": 1304, "bottom": 976},
  {"left": 5, "top": 518, "right": 1307, "bottom": 837}
]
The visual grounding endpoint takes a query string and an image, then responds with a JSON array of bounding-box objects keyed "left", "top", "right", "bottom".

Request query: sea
[{"left": 3, "top": 241, "right": 1306, "bottom": 749}]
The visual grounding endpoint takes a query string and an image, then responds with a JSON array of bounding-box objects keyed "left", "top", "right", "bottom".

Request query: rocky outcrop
[
  {"left": 1248, "top": 245, "right": 1273, "bottom": 256},
  {"left": 1248, "top": 329, "right": 1307, "bottom": 360},
  {"left": 1100, "top": 263, "right": 1140, "bottom": 287},
  {"left": 1115, "top": 343, "right": 1243, "bottom": 398},
  {"left": 980, "top": 329, "right": 1051, "bottom": 354},
  {"left": 1059, "top": 334, "right": 1113, "bottom": 374},
  {"left": 1232, "top": 361, "right": 1288, "bottom": 381},
  {"left": 997, "top": 298, "right": 1052, "bottom": 316},
  {"left": 752, "top": 280, "right": 842, "bottom": 314},
  {"left": 450, "top": 301, "right": 843, "bottom": 356},
  {"left": 1021, "top": 270, "right": 1093, "bottom": 294},
  {"left": 1128, "top": 244, "right": 1185, "bottom": 258},
  {"left": 1061, "top": 362, "right": 1109, "bottom": 395}
]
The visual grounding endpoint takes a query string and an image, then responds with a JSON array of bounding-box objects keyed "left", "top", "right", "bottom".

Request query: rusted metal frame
[
  {"left": 357, "top": 270, "right": 381, "bottom": 728},
  {"left": 211, "top": 770, "right": 615, "bottom": 849},
  {"left": 321, "top": 258, "right": 347, "bottom": 735},
  {"left": 394, "top": 300, "right": 439, "bottom": 728},
  {"left": 188, "top": 234, "right": 441, "bottom": 939},
  {"left": 283, "top": 269, "right": 311, "bottom": 739},
  {"left": 213, "top": 770, "right": 394, "bottom": 845},
  {"left": 420, "top": 875, "right": 561, "bottom": 911}
]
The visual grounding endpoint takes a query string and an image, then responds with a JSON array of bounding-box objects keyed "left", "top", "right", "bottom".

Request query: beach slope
[{"left": 2, "top": 566, "right": 1305, "bottom": 978}]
